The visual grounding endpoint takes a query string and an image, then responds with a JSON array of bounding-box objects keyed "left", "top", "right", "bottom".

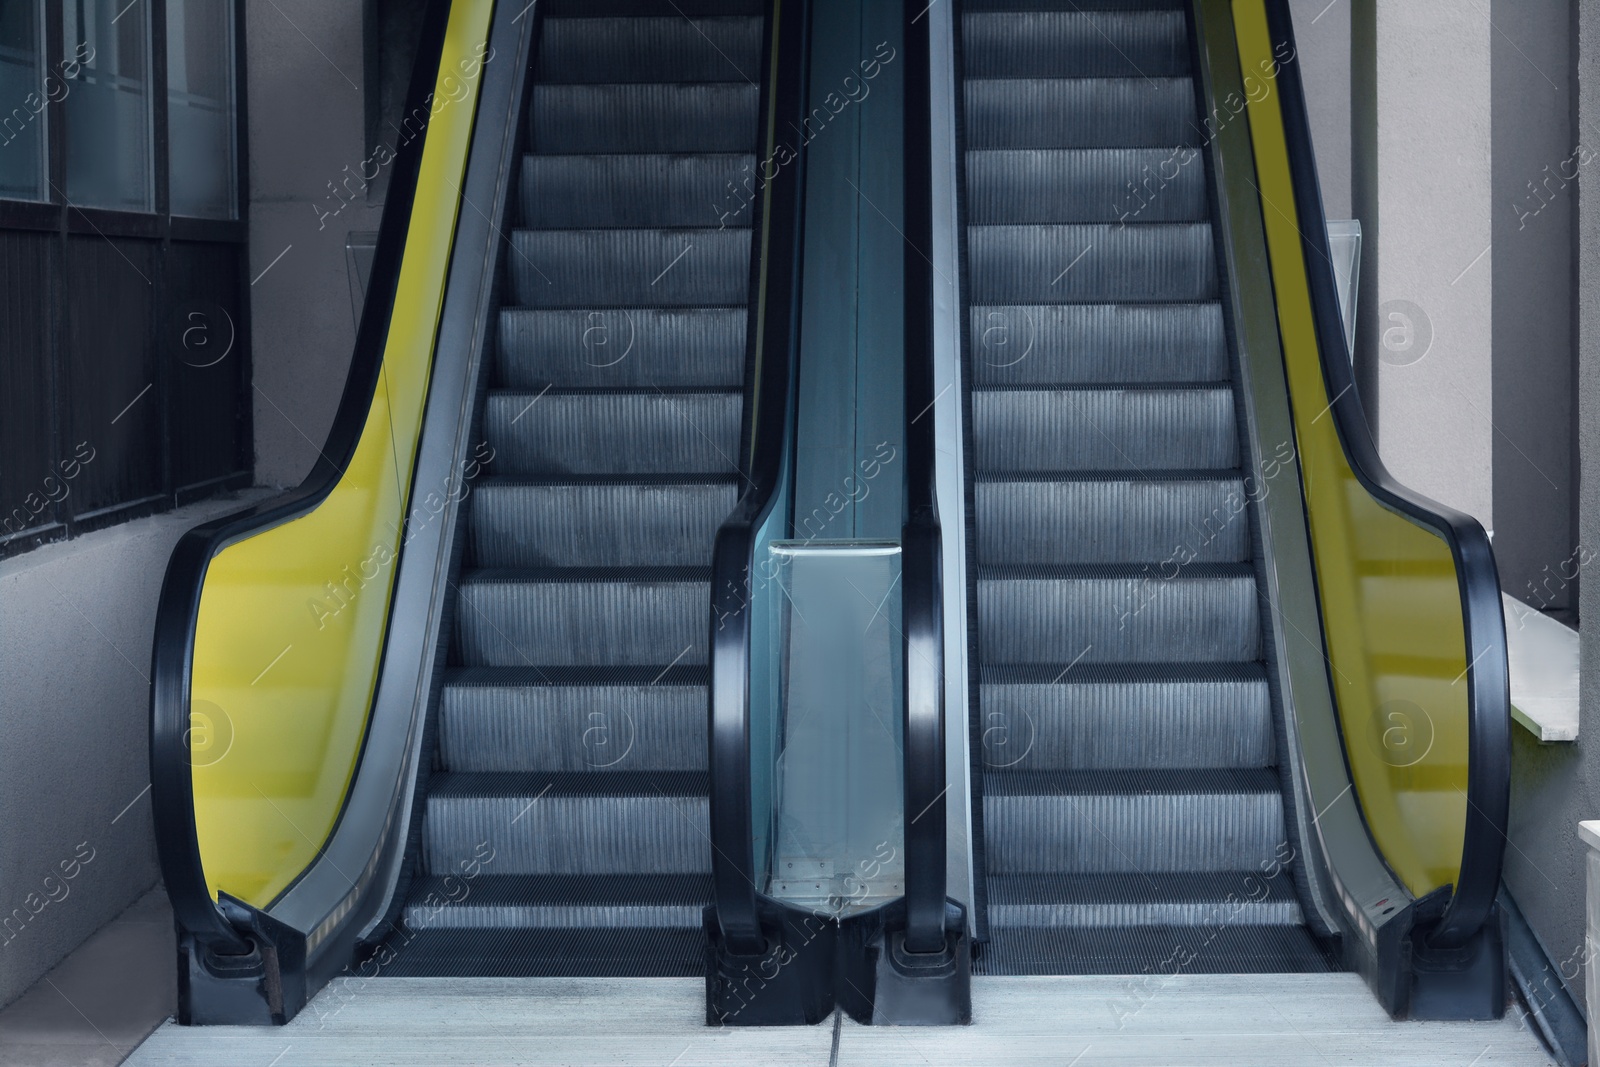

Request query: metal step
[
  {"left": 438, "top": 665, "right": 709, "bottom": 774},
  {"left": 964, "top": 11, "right": 1190, "bottom": 79},
  {"left": 966, "top": 148, "right": 1207, "bottom": 225},
  {"left": 536, "top": 17, "right": 761, "bottom": 85},
  {"left": 483, "top": 390, "right": 740, "bottom": 477},
  {"left": 971, "top": 387, "right": 1239, "bottom": 472},
  {"left": 968, "top": 303, "right": 1227, "bottom": 386},
  {"left": 965, "top": 77, "right": 1197, "bottom": 149},
  {"left": 975, "top": 924, "right": 1337, "bottom": 976},
  {"left": 423, "top": 771, "right": 710, "bottom": 876},
  {"left": 372, "top": 927, "right": 706, "bottom": 978},
  {"left": 542, "top": 0, "right": 763, "bottom": 15},
  {"left": 530, "top": 83, "right": 759, "bottom": 154},
  {"left": 976, "top": 563, "right": 1262, "bottom": 664},
  {"left": 496, "top": 307, "right": 747, "bottom": 391},
  {"left": 401, "top": 874, "right": 709, "bottom": 931},
  {"left": 967, "top": 222, "right": 1217, "bottom": 304},
  {"left": 467, "top": 477, "right": 738, "bottom": 568},
  {"left": 977, "top": 663, "right": 1273, "bottom": 771},
  {"left": 974, "top": 473, "right": 1250, "bottom": 565},
  {"left": 987, "top": 871, "right": 1303, "bottom": 928},
  {"left": 520, "top": 154, "right": 756, "bottom": 230},
  {"left": 964, "top": 0, "right": 1185, "bottom": 11},
  {"left": 453, "top": 568, "right": 710, "bottom": 668},
  {"left": 509, "top": 227, "right": 752, "bottom": 308},
  {"left": 982, "top": 768, "right": 1286, "bottom": 874}
]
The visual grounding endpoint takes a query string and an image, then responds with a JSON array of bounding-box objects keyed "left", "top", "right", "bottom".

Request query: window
[
  {"left": 167, "top": 0, "right": 235, "bottom": 218},
  {"left": 0, "top": 3, "right": 46, "bottom": 202},
  {"left": 63, "top": 0, "right": 154, "bottom": 212},
  {"left": 0, "top": 0, "right": 250, "bottom": 559}
]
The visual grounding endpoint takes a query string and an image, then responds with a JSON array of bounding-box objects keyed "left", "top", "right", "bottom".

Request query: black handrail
[
  {"left": 148, "top": 0, "right": 454, "bottom": 959},
  {"left": 900, "top": 0, "right": 948, "bottom": 956},
  {"left": 1262, "top": 0, "right": 1510, "bottom": 950},
  {"left": 707, "top": 0, "right": 813, "bottom": 956}
]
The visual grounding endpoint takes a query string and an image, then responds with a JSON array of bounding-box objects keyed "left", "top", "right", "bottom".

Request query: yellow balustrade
[{"left": 188, "top": 0, "right": 495, "bottom": 908}]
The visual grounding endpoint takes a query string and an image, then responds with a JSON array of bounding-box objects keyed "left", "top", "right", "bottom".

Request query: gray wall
[
  {"left": 1503, "top": 0, "right": 1593, "bottom": 1016},
  {"left": 0, "top": 493, "right": 268, "bottom": 1010},
  {"left": 247, "top": 0, "right": 381, "bottom": 488},
  {"left": 1491, "top": 0, "right": 1579, "bottom": 617}
]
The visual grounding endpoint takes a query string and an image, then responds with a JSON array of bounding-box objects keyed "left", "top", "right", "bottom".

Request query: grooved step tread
[
  {"left": 442, "top": 665, "right": 709, "bottom": 687},
  {"left": 987, "top": 870, "right": 1299, "bottom": 905},
  {"left": 406, "top": 873, "right": 711, "bottom": 907},
  {"left": 977, "top": 562, "right": 1255, "bottom": 581},
  {"left": 975, "top": 924, "right": 1339, "bottom": 976},
  {"left": 980, "top": 661, "right": 1266, "bottom": 685},
  {"left": 427, "top": 770, "right": 708, "bottom": 799},
  {"left": 982, "top": 767, "right": 1282, "bottom": 798},
  {"left": 476, "top": 473, "right": 740, "bottom": 487},
  {"left": 460, "top": 566, "right": 712, "bottom": 584},
  {"left": 369, "top": 928, "right": 706, "bottom": 978}
]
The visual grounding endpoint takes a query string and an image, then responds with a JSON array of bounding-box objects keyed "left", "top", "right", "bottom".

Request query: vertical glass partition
[{"left": 763, "top": 540, "right": 905, "bottom": 916}]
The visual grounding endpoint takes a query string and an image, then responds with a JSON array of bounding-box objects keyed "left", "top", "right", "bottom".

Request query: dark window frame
[{"left": 0, "top": 0, "right": 252, "bottom": 560}]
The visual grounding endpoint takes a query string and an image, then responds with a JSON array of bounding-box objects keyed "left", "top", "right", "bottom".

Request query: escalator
[
  {"left": 955, "top": 0, "right": 1334, "bottom": 976},
  {"left": 147, "top": 0, "right": 1511, "bottom": 1033},
  {"left": 946, "top": 0, "right": 1510, "bottom": 1018},
  {"left": 372, "top": 0, "right": 765, "bottom": 979}
]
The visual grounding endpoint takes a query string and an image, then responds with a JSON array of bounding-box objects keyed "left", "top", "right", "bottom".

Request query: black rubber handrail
[
  {"left": 1262, "top": 0, "right": 1510, "bottom": 950},
  {"left": 707, "top": 0, "right": 813, "bottom": 956},
  {"left": 900, "top": 0, "right": 948, "bottom": 956},
  {"left": 148, "top": 0, "right": 454, "bottom": 960}
]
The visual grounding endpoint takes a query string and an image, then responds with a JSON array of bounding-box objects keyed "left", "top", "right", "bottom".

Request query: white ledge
[{"left": 1503, "top": 593, "right": 1579, "bottom": 742}]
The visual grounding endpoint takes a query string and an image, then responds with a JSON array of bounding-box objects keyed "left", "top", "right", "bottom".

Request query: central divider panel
[{"left": 704, "top": 0, "right": 970, "bottom": 1026}]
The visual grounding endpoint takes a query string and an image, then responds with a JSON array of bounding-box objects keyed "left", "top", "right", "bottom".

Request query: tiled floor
[
  {"left": 0, "top": 888, "right": 176, "bottom": 1067},
  {"left": 124, "top": 973, "right": 1560, "bottom": 1067},
  {"left": 5, "top": 894, "right": 1562, "bottom": 1067}
]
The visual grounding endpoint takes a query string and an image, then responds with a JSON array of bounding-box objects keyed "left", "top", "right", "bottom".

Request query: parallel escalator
[
  {"left": 375, "top": 0, "right": 766, "bottom": 977},
  {"left": 956, "top": 0, "right": 1334, "bottom": 976}
]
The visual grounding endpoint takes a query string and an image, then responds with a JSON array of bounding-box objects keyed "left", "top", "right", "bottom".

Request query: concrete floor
[
  {"left": 0, "top": 887, "right": 175, "bottom": 1067},
  {"left": 124, "top": 973, "right": 1559, "bottom": 1067}
]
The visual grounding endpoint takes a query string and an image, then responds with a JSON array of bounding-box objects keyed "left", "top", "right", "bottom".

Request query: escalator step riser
[
  {"left": 965, "top": 78, "right": 1197, "bottom": 149},
  {"left": 425, "top": 794, "right": 710, "bottom": 875},
  {"left": 976, "top": 478, "right": 1249, "bottom": 566},
  {"left": 439, "top": 682, "right": 707, "bottom": 773},
  {"left": 541, "top": 0, "right": 764, "bottom": 16},
  {"left": 510, "top": 228, "right": 752, "bottom": 308},
  {"left": 978, "top": 677, "right": 1272, "bottom": 770},
  {"left": 469, "top": 482, "right": 737, "bottom": 568},
  {"left": 455, "top": 577, "right": 709, "bottom": 667},
  {"left": 964, "top": 0, "right": 1186, "bottom": 11},
  {"left": 967, "top": 148, "right": 1207, "bottom": 225},
  {"left": 521, "top": 154, "right": 756, "bottom": 230},
  {"left": 403, "top": 901, "right": 703, "bottom": 931},
  {"left": 989, "top": 898, "right": 1301, "bottom": 928},
  {"left": 969, "top": 303, "right": 1227, "bottom": 385},
  {"left": 974, "top": 925, "right": 1335, "bottom": 977},
  {"left": 973, "top": 388, "right": 1239, "bottom": 472},
  {"left": 984, "top": 790, "right": 1285, "bottom": 873},
  {"left": 530, "top": 84, "right": 759, "bottom": 154},
  {"left": 964, "top": 12, "right": 1190, "bottom": 79},
  {"left": 497, "top": 308, "right": 746, "bottom": 390},
  {"left": 484, "top": 392, "right": 740, "bottom": 477},
  {"left": 968, "top": 223, "right": 1217, "bottom": 304},
  {"left": 536, "top": 17, "right": 762, "bottom": 85},
  {"left": 978, "top": 573, "right": 1262, "bottom": 663}
]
